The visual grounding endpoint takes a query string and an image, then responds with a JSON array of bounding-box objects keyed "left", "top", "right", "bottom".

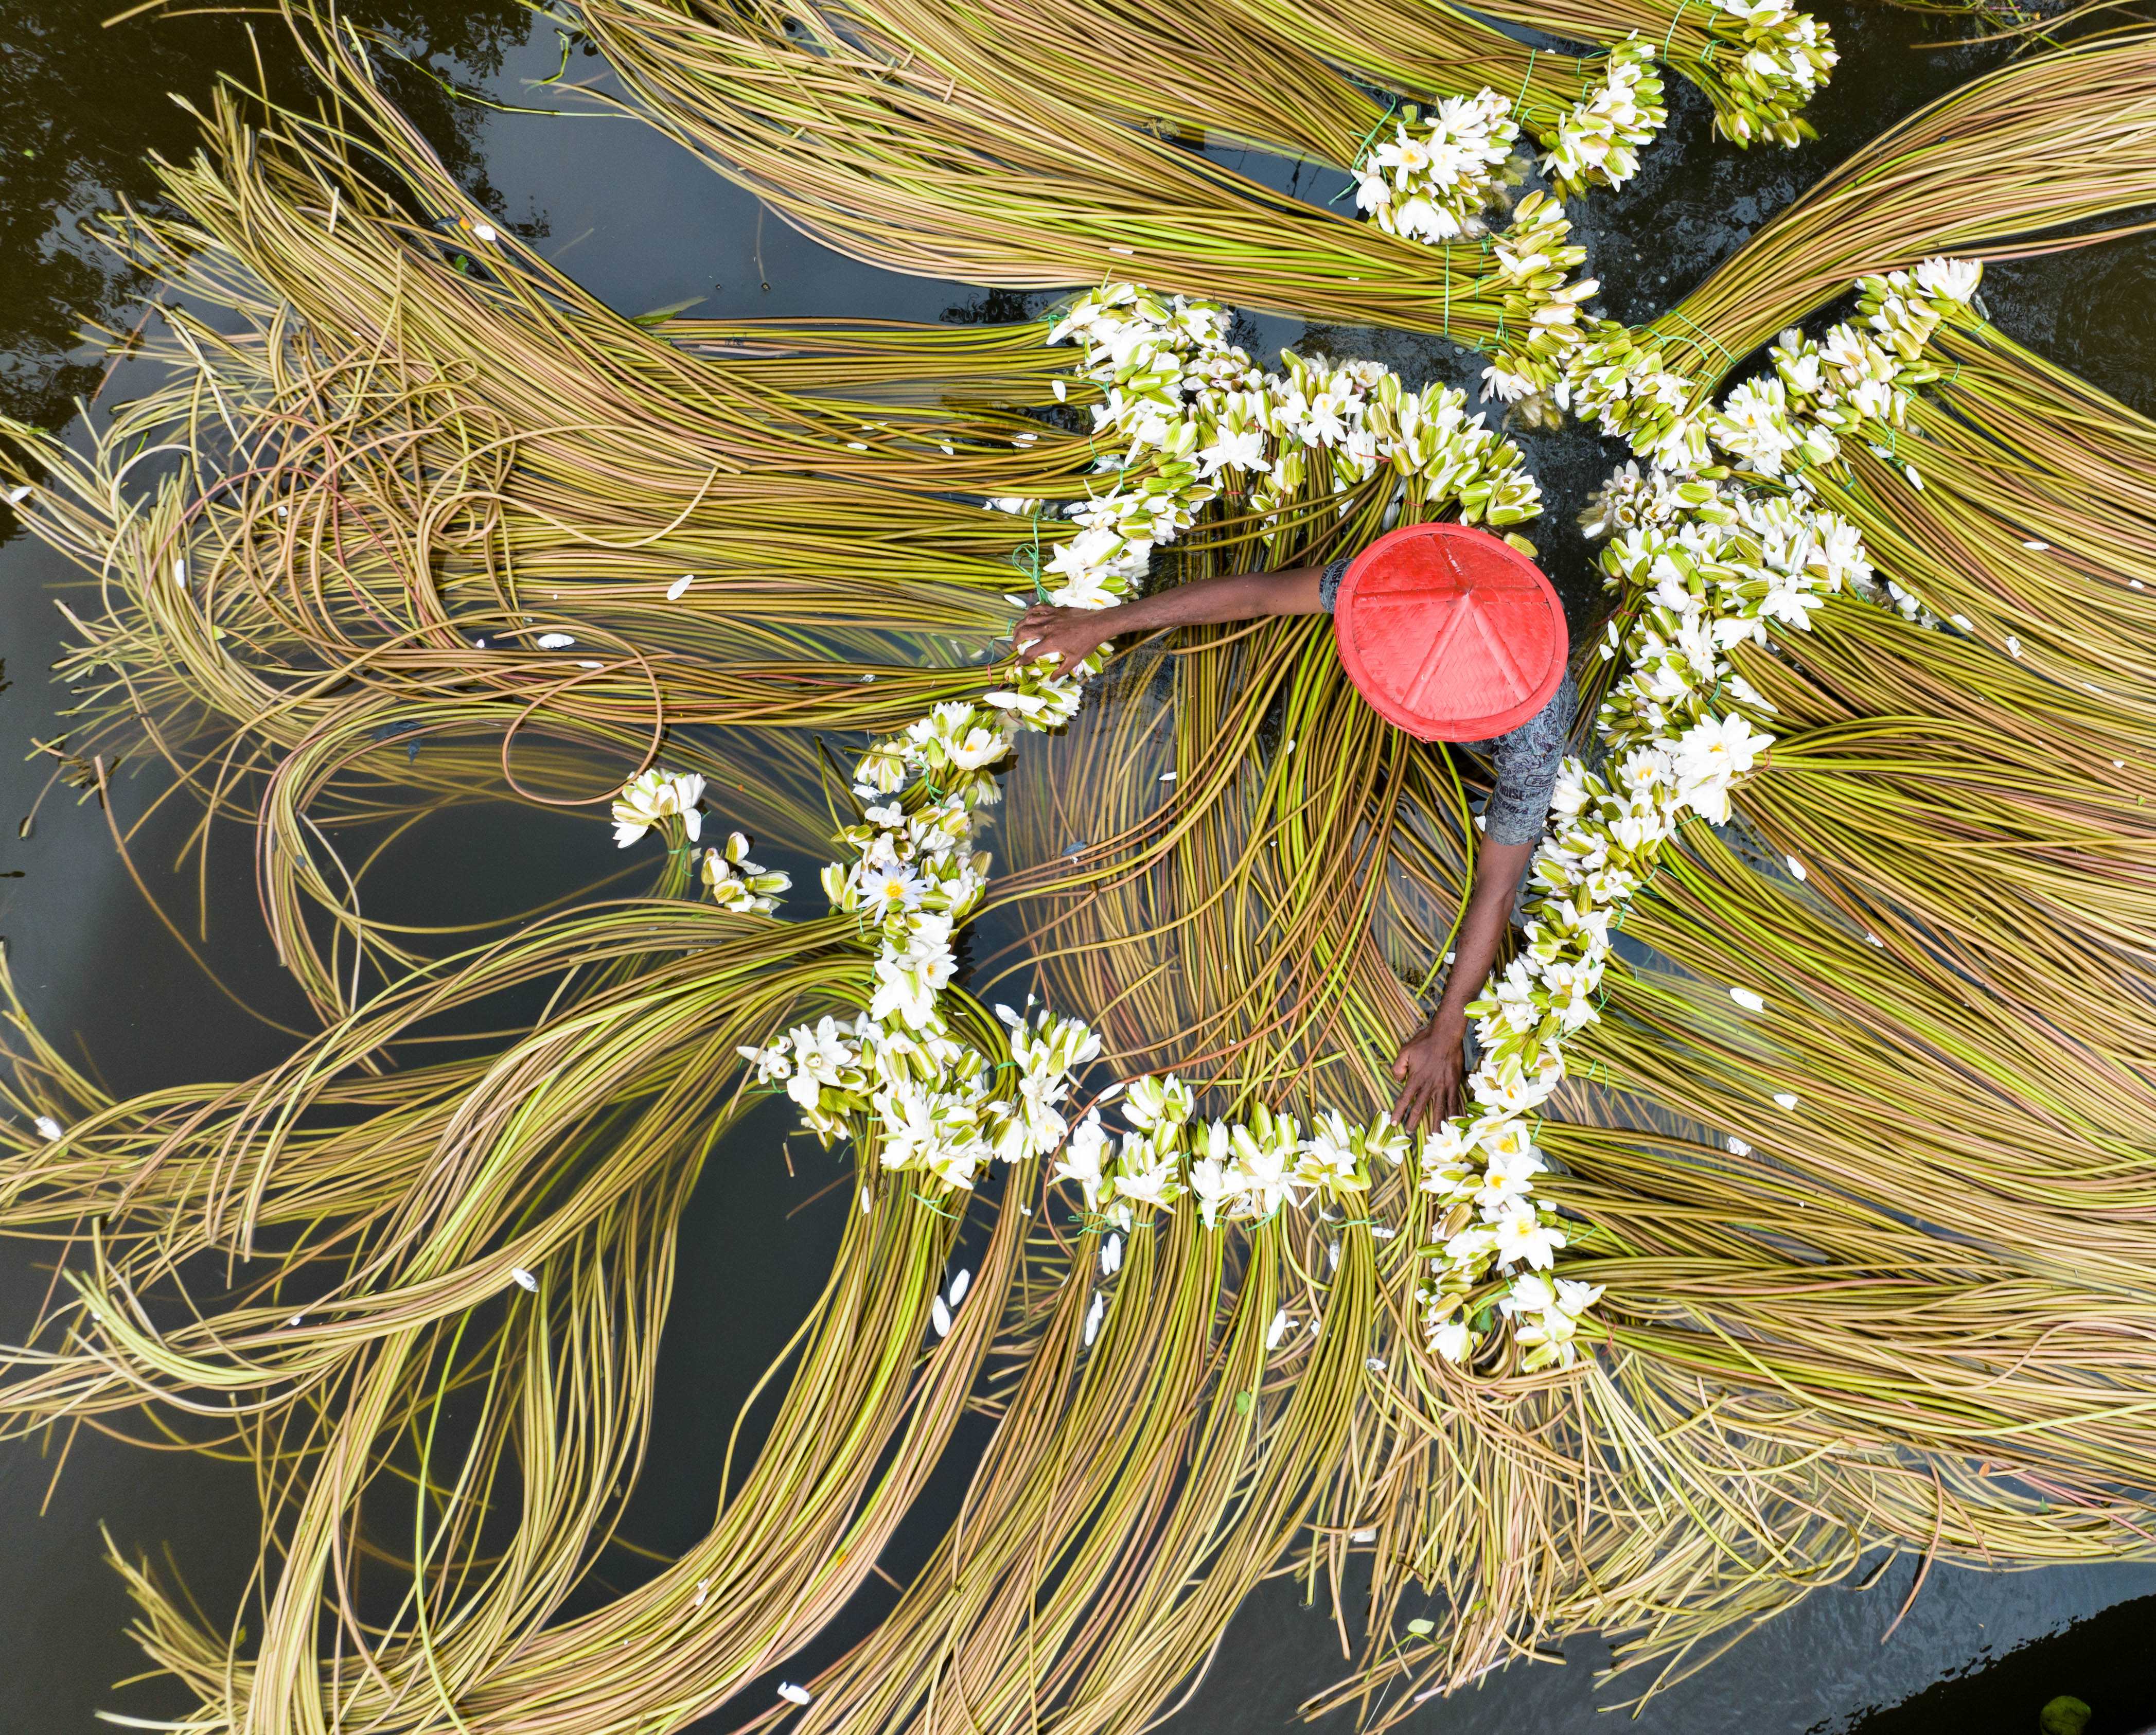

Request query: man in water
[{"left": 1015, "top": 549, "right": 1576, "bottom": 1134}]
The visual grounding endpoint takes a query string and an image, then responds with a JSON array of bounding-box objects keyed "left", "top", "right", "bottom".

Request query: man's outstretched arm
[
  {"left": 1389, "top": 836, "right": 1535, "bottom": 1133},
  {"left": 1011, "top": 566, "right": 1326, "bottom": 667}
]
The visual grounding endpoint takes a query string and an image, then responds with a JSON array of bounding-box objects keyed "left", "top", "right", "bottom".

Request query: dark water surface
[{"left": 3, "top": 5, "right": 2155, "bottom": 1732}]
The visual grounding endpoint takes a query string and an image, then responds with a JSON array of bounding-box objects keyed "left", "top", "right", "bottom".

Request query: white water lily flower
[
  {"left": 1188, "top": 1153, "right": 1240, "bottom": 1228},
  {"left": 1297, "top": 1110, "right": 1361, "bottom": 1194},
  {"left": 611, "top": 768, "right": 705, "bottom": 847},
  {"left": 869, "top": 950, "right": 950, "bottom": 1031},
  {"left": 1443, "top": 1223, "right": 1497, "bottom": 1266},
  {"left": 856, "top": 862, "right": 926, "bottom": 914},
  {"left": 1491, "top": 1208, "right": 1565, "bottom": 1270},
  {"left": 1912, "top": 256, "right": 1981, "bottom": 303},
  {"left": 1418, "top": 1118, "right": 1479, "bottom": 1178},
  {"left": 1111, "top": 1141, "right": 1183, "bottom": 1209},
  {"left": 1054, "top": 1114, "right": 1111, "bottom": 1208},
  {"left": 1229, "top": 1120, "right": 1301, "bottom": 1216},
  {"left": 1504, "top": 1272, "right": 1557, "bottom": 1316},
  {"left": 1123, "top": 1073, "right": 1195, "bottom": 1134},
  {"left": 1428, "top": 1314, "right": 1474, "bottom": 1362}
]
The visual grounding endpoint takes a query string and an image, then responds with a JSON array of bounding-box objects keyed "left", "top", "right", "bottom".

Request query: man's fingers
[{"left": 1389, "top": 1054, "right": 1409, "bottom": 1081}]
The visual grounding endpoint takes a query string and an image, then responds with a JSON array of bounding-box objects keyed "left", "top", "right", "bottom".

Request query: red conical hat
[{"left": 1331, "top": 521, "right": 1568, "bottom": 741}]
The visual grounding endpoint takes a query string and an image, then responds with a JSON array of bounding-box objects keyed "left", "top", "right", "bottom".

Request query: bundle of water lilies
[
  {"left": 562, "top": 0, "right": 1829, "bottom": 342},
  {"left": 9, "top": 6, "right": 2156, "bottom": 1734}
]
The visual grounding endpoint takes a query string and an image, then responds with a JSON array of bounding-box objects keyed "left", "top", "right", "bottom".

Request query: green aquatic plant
[
  {"left": 11, "top": 8, "right": 2156, "bottom": 1735},
  {"left": 563, "top": 0, "right": 1605, "bottom": 357}
]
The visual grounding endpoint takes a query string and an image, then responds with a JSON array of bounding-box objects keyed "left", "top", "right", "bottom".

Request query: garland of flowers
[
  {"left": 1553, "top": 256, "right": 1982, "bottom": 473},
  {"left": 609, "top": 264, "right": 1974, "bottom": 1374},
  {"left": 1037, "top": 281, "right": 1545, "bottom": 611}
]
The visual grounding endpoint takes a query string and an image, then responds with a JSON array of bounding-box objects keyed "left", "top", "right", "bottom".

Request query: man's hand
[
  {"left": 1390, "top": 1011, "right": 1466, "bottom": 1134},
  {"left": 1012, "top": 603, "right": 1109, "bottom": 669}
]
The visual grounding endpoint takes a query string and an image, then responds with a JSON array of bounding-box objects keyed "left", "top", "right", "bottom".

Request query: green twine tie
[{"left": 1662, "top": 306, "right": 1736, "bottom": 374}]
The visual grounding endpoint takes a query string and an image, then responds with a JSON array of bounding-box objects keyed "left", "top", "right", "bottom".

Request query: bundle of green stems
[{"left": 565, "top": 0, "right": 1567, "bottom": 342}]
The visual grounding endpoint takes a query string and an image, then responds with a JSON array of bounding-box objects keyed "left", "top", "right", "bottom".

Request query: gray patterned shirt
[{"left": 1320, "top": 556, "right": 1575, "bottom": 846}]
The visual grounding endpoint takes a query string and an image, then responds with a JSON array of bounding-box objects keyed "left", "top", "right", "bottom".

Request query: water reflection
[{"left": 0, "top": 0, "right": 534, "bottom": 436}]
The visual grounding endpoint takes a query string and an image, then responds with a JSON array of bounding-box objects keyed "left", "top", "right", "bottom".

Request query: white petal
[
  {"left": 777, "top": 1683, "right": 812, "bottom": 1706},
  {"left": 5, "top": 486, "right": 30, "bottom": 506},
  {"left": 472, "top": 222, "right": 499, "bottom": 242},
  {"left": 34, "top": 1116, "right": 63, "bottom": 1141},
  {"left": 1729, "top": 987, "right": 1766, "bottom": 1013},
  {"left": 510, "top": 1267, "right": 539, "bottom": 1291},
  {"left": 536, "top": 632, "right": 576, "bottom": 649},
  {"left": 1726, "top": 1136, "right": 1751, "bottom": 1155},
  {"left": 930, "top": 1295, "right": 951, "bottom": 1337},
  {"left": 1783, "top": 856, "right": 1806, "bottom": 882},
  {"left": 1266, "top": 1308, "right": 1291, "bottom": 1349},
  {"left": 667, "top": 574, "right": 694, "bottom": 600},
  {"left": 859, "top": 1185, "right": 874, "bottom": 1214},
  {"left": 1772, "top": 1092, "right": 1799, "bottom": 1110},
  {"left": 948, "top": 1268, "right": 970, "bottom": 1306}
]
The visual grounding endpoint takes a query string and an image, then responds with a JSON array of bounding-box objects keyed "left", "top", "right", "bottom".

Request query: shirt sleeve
[
  {"left": 1478, "top": 673, "right": 1578, "bottom": 846},
  {"left": 1319, "top": 556, "right": 1350, "bottom": 613}
]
